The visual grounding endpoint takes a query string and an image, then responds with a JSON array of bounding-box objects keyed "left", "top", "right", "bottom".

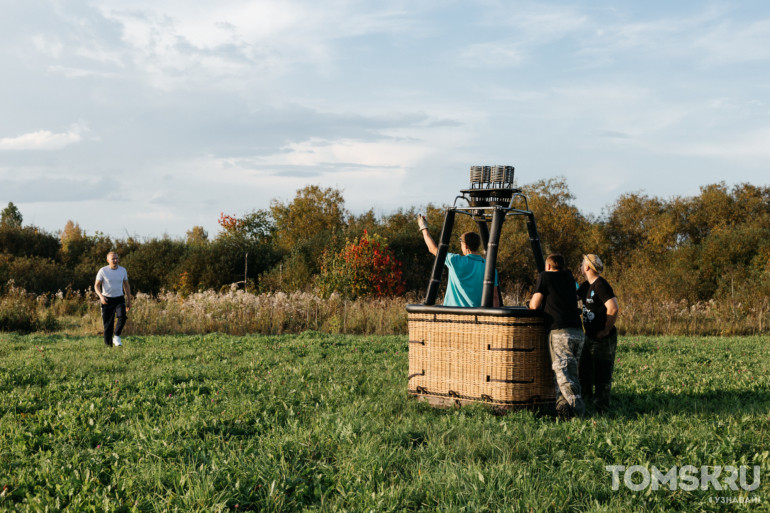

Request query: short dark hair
[
  {"left": 460, "top": 232, "right": 481, "bottom": 252},
  {"left": 546, "top": 253, "right": 565, "bottom": 270}
]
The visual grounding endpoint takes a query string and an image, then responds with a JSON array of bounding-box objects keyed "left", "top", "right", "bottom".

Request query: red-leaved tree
[{"left": 318, "top": 231, "right": 405, "bottom": 298}]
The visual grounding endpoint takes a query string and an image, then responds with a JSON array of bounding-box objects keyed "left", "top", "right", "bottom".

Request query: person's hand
[{"left": 417, "top": 215, "right": 428, "bottom": 232}]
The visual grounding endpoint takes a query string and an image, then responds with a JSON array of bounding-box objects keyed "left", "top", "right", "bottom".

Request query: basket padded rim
[{"left": 406, "top": 304, "right": 545, "bottom": 318}]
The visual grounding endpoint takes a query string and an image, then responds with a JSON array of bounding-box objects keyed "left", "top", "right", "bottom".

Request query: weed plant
[
  {"left": 0, "top": 333, "right": 768, "bottom": 511},
  {"left": 2, "top": 285, "right": 769, "bottom": 337},
  {"left": 116, "top": 290, "right": 411, "bottom": 336},
  {"left": 0, "top": 283, "right": 58, "bottom": 333}
]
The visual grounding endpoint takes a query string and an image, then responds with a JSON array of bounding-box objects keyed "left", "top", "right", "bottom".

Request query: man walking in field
[
  {"left": 95, "top": 251, "right": 131, "bottom": 347},
  {"left": 577, "top": 254, "right": 619, "bottom": 413},
  {"left": 529, "top": 254, "right": 585, "bottom": 419}
]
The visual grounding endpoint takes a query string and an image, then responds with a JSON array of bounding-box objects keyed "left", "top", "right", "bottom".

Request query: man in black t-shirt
[
  {"left": 577, "top": 254, "right": 619, "bottom": 413},
  {"left": 529, "top": 254, "right": 585, "bottom": 419}
]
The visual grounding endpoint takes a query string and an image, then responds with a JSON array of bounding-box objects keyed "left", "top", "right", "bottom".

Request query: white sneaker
[{"left": 112, "top": 335, "right": 123, "bottom": 347}]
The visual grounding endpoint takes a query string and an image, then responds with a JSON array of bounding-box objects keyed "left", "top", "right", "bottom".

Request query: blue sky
[{"left": 1, "top": 1, "right": 769, "bottom": 239}]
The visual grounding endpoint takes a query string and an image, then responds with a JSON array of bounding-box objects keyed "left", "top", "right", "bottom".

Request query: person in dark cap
[{"left": 577, "top": 253, "right": 619, "bottom": 413}]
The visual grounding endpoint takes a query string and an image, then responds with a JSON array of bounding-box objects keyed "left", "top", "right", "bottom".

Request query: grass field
[{"left": 0, "top": 332, "right": 768, "bottom": 512}]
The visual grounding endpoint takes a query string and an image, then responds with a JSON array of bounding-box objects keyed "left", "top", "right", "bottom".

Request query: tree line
[{"left": 1, "top": 180, "right": 769, "bottom": 319}]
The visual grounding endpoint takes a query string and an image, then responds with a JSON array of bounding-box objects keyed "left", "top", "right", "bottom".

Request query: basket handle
[
  {"left": 408, "top": 370, "right": 425, "bottom": 380},
  {"left": 487, "top": 344, "right": 534, "bottom": 352},
  {"left": 486, "top": 375, "right": 535, "bottom": 384}
]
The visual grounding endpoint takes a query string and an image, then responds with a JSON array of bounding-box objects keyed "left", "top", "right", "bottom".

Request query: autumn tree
[
  {"left": 522, "top": 178, "right": 591, "bottom": 268},
  {"left": 120, "top": 237, "right": 186, "bottom": 294},
  {"left": 270, "top": 185, "right": 348, "bottom": 251},
  {"left": 60, "top": 220, "right": 85, "bottom": 252},
  {"left": 1, "top": 202, "right": 23, "bottom": 228},
  {"left": 604, "top": 193, "right": 670, "bottom": 259},
  {"left": 186, "top": 226, "right": 208, "bottom": 245},
  {"left": 266, "top": 185, "right": 349, "bottom": 290},
  {"left": 357, "top": 206, "right": 437, "bottom": 293},
  {"left": 215, "top": 209, "right": 279, "bottom": 289},
  {"left": 318, "top": 231, "right": 405, "bottom": 298}
]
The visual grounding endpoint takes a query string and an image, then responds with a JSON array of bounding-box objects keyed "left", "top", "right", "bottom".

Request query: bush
[
  {"left": 121, "top": 238, "right": 186, "bottom": 294},
  {"left": 318, "top": 231, "right": 405, "bottom": 298},
  {"left": 0, "top": 225, "right": 60, "bottom": 259},
  {"left": 0, "top": 282, "right": 59, "bottom": 333},
  {"left": 0, "top": 254, "right": 72, "bottom": 294}
]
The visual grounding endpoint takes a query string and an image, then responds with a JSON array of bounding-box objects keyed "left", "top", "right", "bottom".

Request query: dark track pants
[
  {"left": 101, "top": 296, "right": 127, "bottom": 347},
  {"left": 579, "top": 330, "right": 618, "bottom": 412}
]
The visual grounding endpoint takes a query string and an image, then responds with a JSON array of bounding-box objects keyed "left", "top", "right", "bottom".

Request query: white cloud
[
  {"left": 503, "top": 6, "right": 588, "bottom": 38},
  {"left": 535, "top": 84, "right": 680, "bottom": 137},
  {"left": 458, "top": 42, "right": 526, "bottom": 68},
  {"left": 672, "top": 126, "right": 770, "bottom": 160},
  {"left": 4, "top": 1, "right": 770, "bottom": 237},
  {"left": 457, "top": 4, "right": 587, "bottom": 69},
  {"left": 692, "top": 18, "right": 770, "bottom": 65},
  {"left": 31, "top": 34, "right": 63, "bottom": 58},
  {"left": 575, "top": 5, "right": 770, "bottom": 69},
  {"left": 48, "top": 65, "right": 118, "bottom": 79},
  {"left": 0, "top": 124, "right": 87, "bottom": 151},
  {"left": 264, "top": 137, "right": 429, "bottom": 169},
  {"left": 133, "top": 209, "right": 178, "bottom": 221},
  {"left": 84, "top": 0, "right": 419, "bottom": 91}
]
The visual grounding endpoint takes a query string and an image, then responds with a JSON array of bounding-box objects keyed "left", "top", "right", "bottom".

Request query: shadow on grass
[{"left": 607, "top": 390, "right": 770, "bottom": 418}]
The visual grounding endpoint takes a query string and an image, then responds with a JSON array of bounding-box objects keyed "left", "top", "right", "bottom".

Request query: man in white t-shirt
[{"left": 94, "top": 251, "right": 131, "bottom": 347}]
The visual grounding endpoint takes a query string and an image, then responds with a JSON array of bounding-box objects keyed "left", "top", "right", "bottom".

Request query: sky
[{"left": 1, "top": 0, "right": 769, "bottom": 240}]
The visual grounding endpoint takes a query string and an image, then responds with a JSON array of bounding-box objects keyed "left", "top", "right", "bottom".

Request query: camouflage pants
[
  {"left": 549, "top": 327, "right": 585, "bottom": 417},
  {"left": 579, "top": 331, "right": 618, "bottom": 412}
]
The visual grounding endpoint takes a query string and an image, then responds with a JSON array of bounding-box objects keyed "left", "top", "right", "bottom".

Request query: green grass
[{"left": 0, "top": 333, "right": 768, "bottom": 512}]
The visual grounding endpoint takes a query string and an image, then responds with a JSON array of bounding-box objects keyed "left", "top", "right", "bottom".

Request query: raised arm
[{"left": 418, "top": 215, "right": 438, "bottom": 256}]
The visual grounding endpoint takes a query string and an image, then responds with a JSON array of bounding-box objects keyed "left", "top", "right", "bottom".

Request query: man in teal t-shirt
[{"left": 418, "top": 216, "right": 499, "bottom": 307}]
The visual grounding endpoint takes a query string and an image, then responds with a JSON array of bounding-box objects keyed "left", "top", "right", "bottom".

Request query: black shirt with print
[
  {"left": 577, "top": 276, "right": 617, "bottom": 338},
  {"left": 534, "top": 270, "right": 582, "bottom": 330}
]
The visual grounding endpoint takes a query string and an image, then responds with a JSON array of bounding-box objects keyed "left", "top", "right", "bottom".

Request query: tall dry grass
[
  {"left": 1, "top": 282, "right": 768, "bottom": 336},
  {"left": 0, "top": 281, "right": 59, "bottom": 332},
  {"left": 616, "top": 297, "right": 770, "bottom": 336},
  {"left": 81, "top": 288, "right": 412, "bottom": 336}
]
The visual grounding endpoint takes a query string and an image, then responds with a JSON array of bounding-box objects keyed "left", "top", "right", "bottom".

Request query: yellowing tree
[
  {"left": 186, "top": 226, "right": 208, "bottom": 245},
  {"left": 60, "top": 220, "right": 85, "bottom": 254},
  {"left": 270, "top": 185, "right": 349, "bottom": 251}
]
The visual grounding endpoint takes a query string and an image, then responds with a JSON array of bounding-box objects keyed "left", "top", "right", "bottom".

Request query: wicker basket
[{"left": 406, "top": 305, "right": 554, "bottom": 411}]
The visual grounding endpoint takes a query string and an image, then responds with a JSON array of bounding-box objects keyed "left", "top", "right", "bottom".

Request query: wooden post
[{"left": 244, "top": 251, "right": 248, "bottom": 289}]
